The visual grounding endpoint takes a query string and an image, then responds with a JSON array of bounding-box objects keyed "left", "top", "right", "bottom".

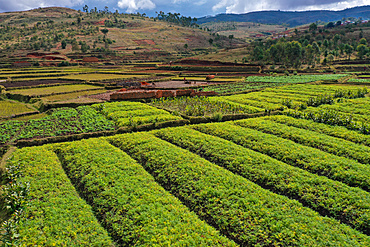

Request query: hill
[
  {"left": 198, "top": 6, "right": 370, "bottom": 27},
  {"left": 0, "top": 7, "right": 243, "bottom": 66}
]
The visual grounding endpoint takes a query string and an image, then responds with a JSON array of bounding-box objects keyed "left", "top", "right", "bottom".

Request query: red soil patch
[
  {"left": 95, "top": 19, "right": 106, "bottom": 25},
  {"left": 83, "top": 57, "right": 99, "bottom": 62},
  {"left": 133, "top": 39, "right": 156, "bottom": 45}
]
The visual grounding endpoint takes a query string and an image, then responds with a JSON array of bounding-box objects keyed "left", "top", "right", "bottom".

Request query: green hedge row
[
  {"left": 2, "top": 146, "right": 113, "bottom": 246},
  {"left": 269, "top": 115, "right": 370, "bottom": 147},
  {"left": 107, "top": 132, "right": 370, "bottom": 246},
  {"left": 154, "top": 127, "right": 370, "bottom": 234},
  {"left": 236, "top": 117, "right": 370, "bottom": 164},
  {"left": 192, "top": 122, "right": 370, "bottom": 192},
  {"left": 53, "top": 138, "right": 235, "bottom": 246}
]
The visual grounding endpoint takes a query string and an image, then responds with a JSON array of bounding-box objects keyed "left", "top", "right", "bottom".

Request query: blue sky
[{"left": 0, "top": 0, "right": 368, "bottom": 17}]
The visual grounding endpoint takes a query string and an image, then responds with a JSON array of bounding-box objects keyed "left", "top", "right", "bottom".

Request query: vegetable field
[
  {"left": 2, "top": 73, "right": 370, "bottom": 246},
  {"left": 3, "top": 122, "right": 370, "bottom": 246}
]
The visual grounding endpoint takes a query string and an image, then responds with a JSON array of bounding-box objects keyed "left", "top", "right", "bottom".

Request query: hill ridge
[{"left": 198, "top": 5, "right": 370, "bottom": 26}]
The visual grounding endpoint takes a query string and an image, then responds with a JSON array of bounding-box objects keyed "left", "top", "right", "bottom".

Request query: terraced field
[{"left": 2, "top": 71, "right": 370, "bottom": 246}]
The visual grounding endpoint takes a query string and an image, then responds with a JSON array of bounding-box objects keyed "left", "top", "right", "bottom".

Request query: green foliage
[
  {"left": 193, "top": 122, "right": 370, "bottom": 191},
  {"left": 1, "top": 146, "right": 114, "bottom": 246},
  {"left": 0, "top": 106, "right": 115, "bottom": 145},
  {"left": 245, "top": 74, "right": 348, "bottom": 83},
  {"left": 53, "top": 138, "right": 235, "bottom": 246},
  {"left": 268, "top": 115, "right": 370, "bottom": 146},
  {"left": 151, "top": 96, "right": 263, "bottom": 117},
  {"left": 155, "top": 126, "right": 370, "bottom": 234},
  {"left": 286, "top": 108, "right": 370, "bottom": 134},
  {"left": 94, "top": 101, "right": 182, "bottom": 127},
  {"left": 108, "top": 132, "right": 370, "bottom": 246},
  {"left": 235, "top": 117, "right": 370, "bottom": 164}
]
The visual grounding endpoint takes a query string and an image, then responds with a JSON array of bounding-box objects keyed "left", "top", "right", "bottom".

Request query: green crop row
[
  {"left": 236, "top": 117, "right": 370, "bottom": 164},
  {"left": 246, "top": 74, "right": 349, "bottom": 83},
  {"left": 348, "top": 78, "right": 370, "bottom": 83},
  {"left": 0, "top": 106, "right": 115, "bottom": 145},
  {"left": 115, "top": 114, "right": 183, "bottom": 128},
  {"left": 92, "top": 101, "right": 155, "bottom": 114},
  {"left": 304, "top": 107, "right": 370, "bottom": 123},
  {"left": 267, "top": 115, "right": 370, "bottom": 147},
  {"left": 105, "top": 108, "right": 171, "bottom": 121},
  {"left": 107, "top": 132, "right": 370, "bottom": 246},
  {"left": 95, "top": 101, "right": 183, "bottom": 128},
  {"left": 315, "top": 97, "right": 370, "bottom": 116},
  {"left": 203, "top": 82, "right": 282, "bottom": 94},
  {"left": 192, "top": 122, "right": 370, "bottom": 191},
  {"left": 154, "top": 127, "right": 370, "bottom": 234},
  {"left": 265, "top": 83, "right": 362, "bottom": 94},
  {"left": 287, "top": 108, "right": 370, "bottom": 134},
  {"left": 1, "top": 146, "right": 114, "bottom": 246},
  {"left": 222, "top": 95, "right": 283, "bottom": 111},
  {"left": 151, "top": 96, "right": 264, "bottom": 117},
  {"left": 53, "top": 138, "right": 235, "bottom": 246}
]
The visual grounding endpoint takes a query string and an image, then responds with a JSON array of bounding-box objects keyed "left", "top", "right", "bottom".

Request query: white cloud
[
  {"left": 211, "top": 0, "right": 368, "bottom": 14},
  {"left": 117, "top": 0, "right": 156, "bottom": 12},
  {"left": 212, "top": 0, "right": 229, "bottom": 12},
  {"left": 0, "top": 0, "right": 83, "bottom": 12}
]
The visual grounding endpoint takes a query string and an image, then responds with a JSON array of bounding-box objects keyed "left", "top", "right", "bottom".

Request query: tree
[
  {"left": 61, "top": 40, "right": 67, "bottom": 49},
  {"left": 208, "top": 38, "right": 213, "bottom": 45},
  {"left": 184, "top": 43, "right": 188, "bottom": 50},
  {"left": 72, "top": 40, "right": 79, "bottom": 52},
  {"left": 104, "top": 20, "right": 114, "bottom": 27},
  {"left": 357, "top": 44, "right": 369, "bottom": 59},
  {"left": 252, "top": 46, "right": 264, "bottom": 61},
  {"left": 286, "top": 41, "right": 303, "bottom": 68},
  {"left": 344, "top": 44, "right": 353, "bottom": 60},
  {"left": 312, "top": 42, "right": 320, "bottom": 65},
  {"left": 309, "top": 23, "right": 317, "bottom": 31},
  {"left": 359, "top": 38, "right": 367, "bottom": 46},
  {"left": 305, "top": 44, "right": 315, "bottom": 65},
  {"left": 83, "top": 5, "right": 89, "bottom": 13},
  {"left": 326, "top": 22, "right": 335, "bottom": 28},
  {"left": 327, "top": 54, "right": 334, "bottom": 64},
  {"left": 101, "top": 28, "right": 109, "bottom": 39}
]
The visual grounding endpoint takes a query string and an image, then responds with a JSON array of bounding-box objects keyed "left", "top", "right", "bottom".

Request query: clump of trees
[
  {"left": 155, "top": 11, "right": 198, "bottom": 27},
  {"left": 250, "top": 21, "right": 370, "bottom": 68}
]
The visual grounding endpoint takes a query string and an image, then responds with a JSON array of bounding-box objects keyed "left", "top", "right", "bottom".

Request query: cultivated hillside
[{"left": 0, "top": 7, "right": 244, "bottom": 65}]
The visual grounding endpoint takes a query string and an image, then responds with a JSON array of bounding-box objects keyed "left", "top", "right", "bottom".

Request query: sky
[{"left": 0, "top": 0, "right": 368, "bottom": 18}]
